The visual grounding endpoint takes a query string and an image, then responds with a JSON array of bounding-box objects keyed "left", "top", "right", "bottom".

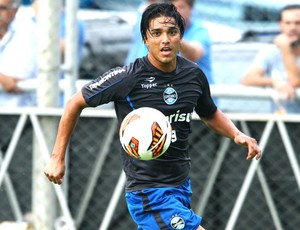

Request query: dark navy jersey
[{"left": 82, "top": 56, "right": 217, "bottom": 192}]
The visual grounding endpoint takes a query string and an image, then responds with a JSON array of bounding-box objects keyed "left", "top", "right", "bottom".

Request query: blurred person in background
[
  {"left": 166, "top": 0, "right": 213, "bottom": 84},
  {"left": 0, "top": 0, "right": 37, "bottom": 162},
  {"left": 241, "top": 4, "right": 300, "bottom": 114},
  {"left": 125, "top": 0, "right": 213, "bottom": 84},
  {"left": 0, "top": 0, "right": 38, "bottom": 107}
]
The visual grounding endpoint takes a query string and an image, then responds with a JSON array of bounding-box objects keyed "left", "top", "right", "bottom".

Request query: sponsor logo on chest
[{"left": 141, "top": 76, "right": 158, "bottom": 89}]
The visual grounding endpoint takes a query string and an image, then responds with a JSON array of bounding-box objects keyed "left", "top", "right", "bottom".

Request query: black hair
[
  {"left": 140, "top": 3, "right": 185, "bottom": 41},
  {"left": 279, "top": 4, "right": 300, "bottom": 21}
]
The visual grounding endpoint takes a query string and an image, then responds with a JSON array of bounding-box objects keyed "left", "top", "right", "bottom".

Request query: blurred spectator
[
  {"left": 0, "top": 0, "right": 38, "bottom": 107},
  {"left": 241, "top": 4, "right": 300, "bottom": 114},
  {"left": 125, "top": 0, "right": 213, "bottom": 85},
  {"left": 167, "top": 0, "right": 213, "bottom": 84}
]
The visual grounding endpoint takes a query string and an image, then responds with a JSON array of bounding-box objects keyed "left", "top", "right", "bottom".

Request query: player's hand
[
  {"left": 234, "top": 133, "right": 261, "bottom": 160},
  {"left": 44, "top": 157, "right": 65, "bottom": 185}
]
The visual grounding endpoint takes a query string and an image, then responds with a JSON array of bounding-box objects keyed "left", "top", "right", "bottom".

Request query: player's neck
[{"left": 147, "top": 55, "right": 177, "bottom": 72}]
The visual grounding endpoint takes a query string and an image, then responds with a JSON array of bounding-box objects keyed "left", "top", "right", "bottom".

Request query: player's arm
[
  {"left": 44, "top": 91, "right": 89, "bottom": 184},
  {"left": 201, "top": 109, "right": 261, "bottom": 160}
]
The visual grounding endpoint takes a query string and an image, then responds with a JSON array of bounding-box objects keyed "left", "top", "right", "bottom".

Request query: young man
[
  {"left": 44, "top": 3, "right": 261, "bottom": 229},
  {"left": 241, "top": 4, "right": 300, "bottom": 113},
  {"left": 126, "top": 0, "right": 213, "bottom": 84}
]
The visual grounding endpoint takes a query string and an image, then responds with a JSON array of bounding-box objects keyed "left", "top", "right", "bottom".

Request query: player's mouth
[{"left": 161, "top": 47, "right": 172, "bottom": 55}]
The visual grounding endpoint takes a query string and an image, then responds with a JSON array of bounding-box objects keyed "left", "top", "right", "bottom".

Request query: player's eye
[
  {"left": 169, "top": 29, "right": 179, "bottom": 36},
  {"left": 151, "top": 31, "right": 161, "bottom": 37}
]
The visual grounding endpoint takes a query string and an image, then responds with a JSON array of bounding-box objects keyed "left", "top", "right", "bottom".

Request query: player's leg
[
  {"left": 126, "top": 191, "right": 164, "bottom": 229},
  {"left": 126, "top": 179, "right": 203, "bottom": 229},
  {"left": 158, "top": 181, "right": 202, "bottom": 229}
]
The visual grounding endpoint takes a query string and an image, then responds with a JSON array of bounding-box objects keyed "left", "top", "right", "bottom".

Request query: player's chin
[{"left": 159, "top": 55, "right": 176, "bottom": 64}]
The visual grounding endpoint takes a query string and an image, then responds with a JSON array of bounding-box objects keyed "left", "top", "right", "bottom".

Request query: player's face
[
  {"left": 280, "top": 9, "right": 300, "bottom": 43},
  {"left": 144, "top": 16, "right": 181, "bottom": 72}
]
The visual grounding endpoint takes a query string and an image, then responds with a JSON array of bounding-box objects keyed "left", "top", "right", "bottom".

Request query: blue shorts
[{"left": 125, "top": 179, "right": 202, "bottom": 230}]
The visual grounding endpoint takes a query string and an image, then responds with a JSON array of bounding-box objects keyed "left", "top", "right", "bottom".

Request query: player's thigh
[
  {"left": 197, "top": 225, "right": 205, "bottom": 230},
  {"left": 126, "top": 187, "right": 202, "bottom": 229}
]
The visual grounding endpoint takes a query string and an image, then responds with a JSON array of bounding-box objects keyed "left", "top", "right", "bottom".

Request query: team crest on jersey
[
  {"left": 163, "top": 87, "right": 178, "bottom": 105},
  {"left": 170, "top": 214, "right": 185, "bottom": 229}
]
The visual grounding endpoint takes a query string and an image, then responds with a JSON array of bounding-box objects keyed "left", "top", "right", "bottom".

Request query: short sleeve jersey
[{"left": 82, "top": 56, "right": 217, "bottom": 191}]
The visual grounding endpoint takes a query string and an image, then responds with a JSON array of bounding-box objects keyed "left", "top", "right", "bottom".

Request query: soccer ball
[{"left": 119, "top": 107, "right": 172, "bottom": 160}]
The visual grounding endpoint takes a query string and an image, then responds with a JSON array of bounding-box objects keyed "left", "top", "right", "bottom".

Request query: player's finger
[
  {"left": 44, "top": 172, "right": 58, "bottom": 183},
  {"left": 247, "top": 148, "right": 261, "bottom": 160},
  {"left": 52, "top": 176, "right": 64, "bottom": 185},
  {"left": 255, "top": 149, "right": 262, "bottom": 160}
]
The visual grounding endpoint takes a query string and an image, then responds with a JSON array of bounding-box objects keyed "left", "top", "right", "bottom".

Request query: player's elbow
[{"left": 66, "top": 91, "right": 88, "bottom": 111}]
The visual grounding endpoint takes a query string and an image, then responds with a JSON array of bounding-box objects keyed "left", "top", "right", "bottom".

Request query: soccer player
[{"left": 44, "top": 3, "right": 261, "bottom": 229}]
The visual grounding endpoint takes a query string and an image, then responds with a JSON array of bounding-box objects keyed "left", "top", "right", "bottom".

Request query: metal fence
[{"left": 0, "top": 108, "right": 300, "bottom": 230}]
